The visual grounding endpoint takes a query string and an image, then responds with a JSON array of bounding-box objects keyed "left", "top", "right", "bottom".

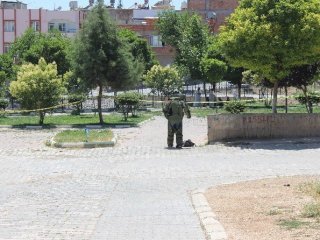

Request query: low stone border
[
  {"left": 191, "top": 189, "right": 227, "bottom": 240},
  {"left": 48, "top": 134, "right": 118, "bottom": 148}
]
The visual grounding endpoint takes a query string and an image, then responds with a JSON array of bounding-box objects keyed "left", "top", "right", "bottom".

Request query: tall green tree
[
  {"left": 0, "top": 54, "right": 16, "bottom": 96},
  {"left": 219, "top": 0, "right": 320, "bottom": 113},
  {"left": 9, "top": 58, "right": 65, "bottom": 124},
  {"left": 201, "top": 38, "right": 227, "bottom": 92},
  {"left": 158, "top": 11, "right": 225, "bottom": 97},
  {"left": 9, "top": 29, "right": 71, "bottom": 75},
  {"left": 71, "top": 0, "right": 142, "bottom": 124},
  {"left": 118, "top": 28, "right": 158, "bottom": 72}
]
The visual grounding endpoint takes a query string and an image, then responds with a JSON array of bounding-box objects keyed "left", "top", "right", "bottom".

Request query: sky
[{"left": 26, "top": 0, "right": 183, "bottom": 10}]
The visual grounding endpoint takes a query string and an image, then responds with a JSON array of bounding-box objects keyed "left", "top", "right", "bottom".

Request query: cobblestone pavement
[{"left": 1, "top": 116, "right": 320, "bottom": 239}]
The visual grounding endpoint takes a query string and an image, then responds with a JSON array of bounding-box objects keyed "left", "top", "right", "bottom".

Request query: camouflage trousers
[{"left": 167, "top": 121, "right": 183, "bottom": 147}]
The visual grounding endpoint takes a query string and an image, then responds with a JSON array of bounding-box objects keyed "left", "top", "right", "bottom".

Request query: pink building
[
  {"left": 0, "top": 1, "right": 178, "bottom": 65},
  {"left": 0, "top": 1, "right": 86, "bottom": 54}
]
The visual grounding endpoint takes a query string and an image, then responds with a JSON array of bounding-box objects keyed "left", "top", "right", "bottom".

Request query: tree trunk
[
  {"left": 309, "top": 101, "right": 313, "bottom": 113},
  {"left": 285, "top": 86, "right": 288, "bottom": 113},
  {"left": 98, "top": 84, "right": 104, "bottom": 124},
  {"left": 272, "top": 81, "right": 279, "bottom": 113},
  {"left": 212, "top": 83, "right": 216, "bottom": 92},
  {"left": 91, "top": 90, "right": 96, "bottom": 116},
  {"left": 39, "top": 111, "right": 45, "bottom": 125},
  {"left": 301, "top": 86, "right": 312, "bottom": 113},
  {"left": 237, "top": 82, "right": 241, "bottom": 100},
  {"left": 203, "top": 82, "right": 207, "bottom": 100}
]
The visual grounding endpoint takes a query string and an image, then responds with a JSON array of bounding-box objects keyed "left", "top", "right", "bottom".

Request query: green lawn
[
  {"left": 191, "top": 102, "right": 320, "bottom": 117},
  {"left": 0, "top": 112, "right": 154, "bottom": 126},
  {"left": 54, "top": 129, "right": 113, "bottom": 143}
]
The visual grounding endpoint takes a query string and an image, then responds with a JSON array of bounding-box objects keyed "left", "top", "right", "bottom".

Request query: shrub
[
  {"left": 302, "top": 203, "right": 320, "bottom": 218},
  {"left": 115, "top": 92, "right": 143, "bottom": 121},
  {"left": 294, "top": 91, "right": 320, "bottom": 105},
  {"left": 224, "top": 100, "right": 246, "bottom": 114},
  {"left": 294, "top": 91, "right": 320, "bottom": 113},
  {"left": 68, "top": 94, "right": 86, "bottom": 115},
  {"left": 9, "top": 58, "right": 65, "bottom": 124},
  {"left": 0, "top": 99, "right": 9, "bottom": 110}
]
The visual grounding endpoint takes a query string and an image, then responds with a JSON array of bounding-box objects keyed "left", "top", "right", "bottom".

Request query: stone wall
[{"left": 207, "top": 114, "right": 320, "bottom": 142}]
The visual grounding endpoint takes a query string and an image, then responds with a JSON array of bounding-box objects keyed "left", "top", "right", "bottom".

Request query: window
[
  {"left": 4, "top": 43, "right": 11, "bottom": 53},
  {"left": 31, "top": 20, "right": 40, "bottom": 31},
  {"left": 48, "top": 22, "right": 55, "bottom": 31},
  {"left": 4, "top": 21, "right": 15, "bottom": 32},
  {"left": 151, "top": 35, "right": 163, "bottom": 47},
  {"left": 58, "top": 23, "right": 66, "bottom": 32}
]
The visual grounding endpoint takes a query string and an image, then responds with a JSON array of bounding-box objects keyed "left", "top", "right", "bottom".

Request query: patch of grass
[
  {"left": 268, "top": 208, "right": 282, "bottom": 216},
  {"left": 278, "top": 219, "right": 309, "bottom": 229},
  {"left": 300, "top": 181, "right": 320, "bottom": 197},
  {"left": 303, "top": 203, "right": 320, "bottom": 218},
  {"left": 54, "top": 129, "right": 113, "bottom": 143},
  {"left": 299, "top": 181, "right": 320, "bottom": 219},
  {"left": 0, "top": 112, "right": 154, "bottom": 126}
]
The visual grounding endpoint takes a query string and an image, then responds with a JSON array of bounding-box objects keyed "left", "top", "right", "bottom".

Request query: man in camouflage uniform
[{"left": 163, "top": 93, "right": 191, "bottom": 148}]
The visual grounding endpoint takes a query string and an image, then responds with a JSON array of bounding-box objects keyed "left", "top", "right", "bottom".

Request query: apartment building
[
  {"left": 0, "top": 0, "right": 238, "bottom": 65},
  {"left": 187, "top": 0, "right": 238, "bottom": 32},
  {"left": 0, "top": 2, "right": 86, "bottom": 54},
  {"left": 113, "top": 9, "right": 175, "bottom": 66}
]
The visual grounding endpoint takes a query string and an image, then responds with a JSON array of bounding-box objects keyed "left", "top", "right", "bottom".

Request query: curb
[
  {"left": 191, "top": 189, "right": 227, "bottom": 240},
  {"left": 48, "top": 134, "right": 118, "bottom": 148}
]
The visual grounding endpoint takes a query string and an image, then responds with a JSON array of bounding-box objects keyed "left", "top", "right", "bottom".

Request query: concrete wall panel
[{"left": 208, "top": 114, "right": 320, "bottom": 142}]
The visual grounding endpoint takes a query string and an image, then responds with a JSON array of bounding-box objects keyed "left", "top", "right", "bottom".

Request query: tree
[
  {"left": 224, "top": 67, "right": 244, "bottom": 99},
  {"left": 70, "top": 0, "right": 143, "bottom": 124},
  {"left": 144, "top": 65, "right": 183, "bottom": 97},
  {"left": 0, "top": 53, "right": 16, "bottom": 83},
  {"left": 177, "top": 14, "right": 210, "bottom": 81},
  {"left": 118, "top": 28, "right": 158, "bottom": 72},
  {"left": 157, "top": 10, "right": 189, "bottom": 51},
  {"left": 286, "top": 63, "right": 319, "bottom": 113},
  {"left": 218, "top": 0, "right": 320, "bottom": 113},
  {"left": 201, "top": 57, "right": 227, "bottom": 90},
  {"left": 9, "top": 58, "right": 65, "bottom": 124},
  {"left": 202, "top": 38, "right": 227, "bottom": 91},
  {"left": 158, "top": 12, "right": 227, "bottom": 98},
  {"left": 9, "top": 29, "right": 71, "bottom": 75}
]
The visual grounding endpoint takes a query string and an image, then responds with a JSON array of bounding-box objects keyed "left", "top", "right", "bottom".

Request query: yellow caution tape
[{"left": 0, "top": 94, "right": 298, "bottom": 115}]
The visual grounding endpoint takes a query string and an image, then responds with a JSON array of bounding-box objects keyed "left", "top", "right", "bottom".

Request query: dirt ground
[{"left": 205, "top": 176, "right": 320, "bottom": 240}]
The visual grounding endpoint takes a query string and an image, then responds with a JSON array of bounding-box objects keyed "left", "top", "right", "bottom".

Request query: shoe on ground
[{"left": 176, "top": 145, "right": 182, "bottom": 149}]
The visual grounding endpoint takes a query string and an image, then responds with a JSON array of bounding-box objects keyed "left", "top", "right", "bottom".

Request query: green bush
[
  {"left": 0, "top": 99, "right": 9, "bottom": 110},
  {"left": 224, "top": 100, "right": 246, "bottom": 114},
  {"left": 294, "top": 91, "right": 320, "bottom": 113},
  {"left": 68, "top": 94, "right": 86, "bottom": 115},
  {"left": 294, "top": 91, "right": 320, "bottom": 105},
  {"left": 115, "top": 92, "right": 143, "bottom": 121}
]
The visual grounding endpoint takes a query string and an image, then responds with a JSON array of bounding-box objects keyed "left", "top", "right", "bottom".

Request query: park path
[{"left": 1, "top": 116, "right": 320, "bottom": 239}]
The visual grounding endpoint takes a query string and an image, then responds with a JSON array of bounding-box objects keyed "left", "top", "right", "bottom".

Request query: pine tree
[{"left": 71, "top": 0, "right": 142, "bottom": 124}]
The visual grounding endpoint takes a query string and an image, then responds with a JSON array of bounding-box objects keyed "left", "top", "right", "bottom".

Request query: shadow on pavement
[{"left": 219, "top": 137, "right": 320, "bottom": 150}]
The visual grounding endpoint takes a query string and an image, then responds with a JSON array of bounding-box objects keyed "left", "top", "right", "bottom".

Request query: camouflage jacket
[{"left": 163, "top": 97, "right": 191, "bottom": 122}]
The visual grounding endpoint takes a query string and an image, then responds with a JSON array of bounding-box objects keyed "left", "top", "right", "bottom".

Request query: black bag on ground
[{"left": 183, "top": 139, "right": 195, "bottom": 147}]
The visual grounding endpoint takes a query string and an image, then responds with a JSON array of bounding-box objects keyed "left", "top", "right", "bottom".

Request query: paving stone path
[{"left": 1, "top": 116, "right": 320, "bottom": 239}]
